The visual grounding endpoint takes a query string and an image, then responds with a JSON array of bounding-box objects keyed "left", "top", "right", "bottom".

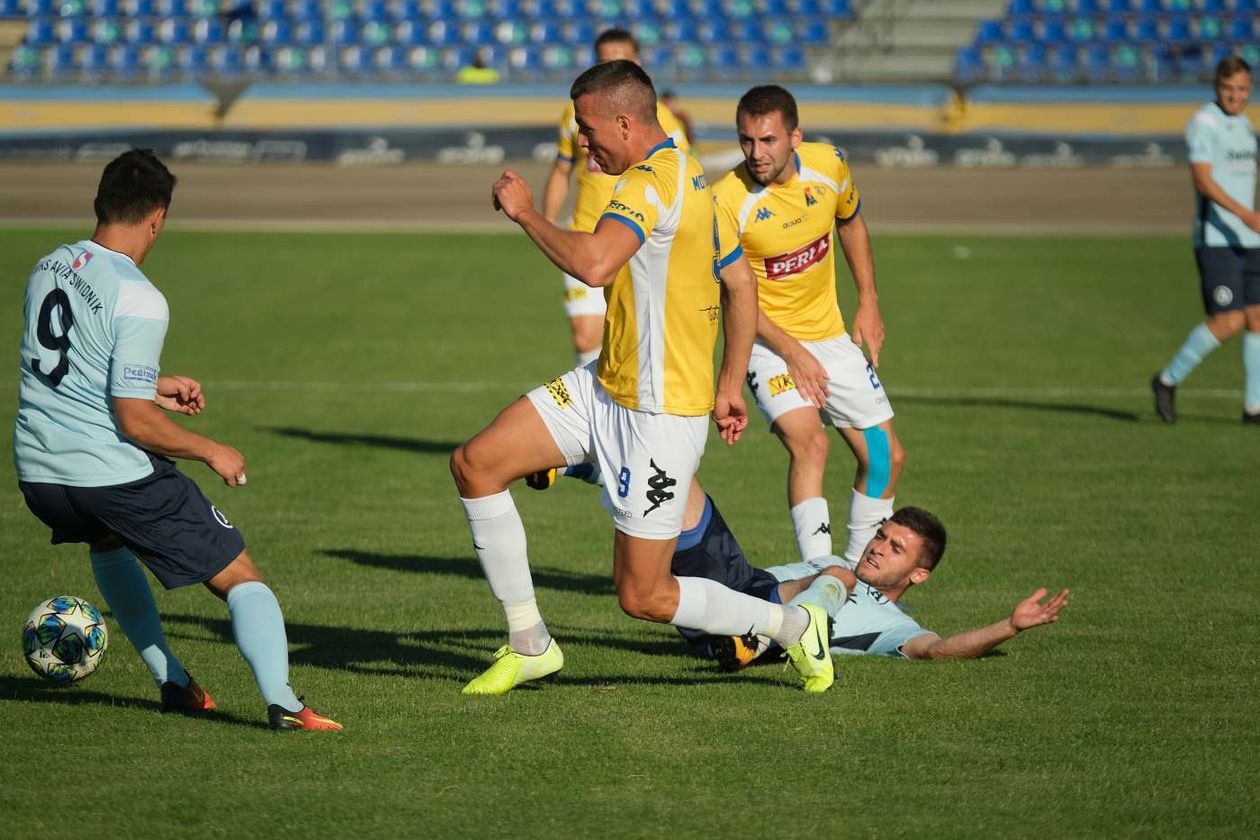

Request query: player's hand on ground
[
  {"left": 850, "top": 303, "right": 885, "bottom": 368},
  {"left": 206, "top": 443, "right": 247, "bottom": 486},
  {"left": 1010, "top": 587, "right": 1069, "bottom": 632},
  {"left": 712, "top": 388, "right": 749, "bottom": 446},
  {"left": 155, "top": 375, "right": 205, "bottom": 416},
  {"left": 492, "top": 170, "right": 535, "bottom": 223},
  {"left": 785, "top": 345, "right": 829, "bottom": 409}
]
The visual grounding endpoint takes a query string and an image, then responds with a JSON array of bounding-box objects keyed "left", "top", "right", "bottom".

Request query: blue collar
[{"left": 646, "top": 137, "right": 677, "bottom": 158}]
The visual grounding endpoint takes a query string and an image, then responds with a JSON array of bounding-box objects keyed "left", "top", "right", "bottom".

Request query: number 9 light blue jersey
[{"left": 14, "top": 240, "right": 169, "bottom": 487}]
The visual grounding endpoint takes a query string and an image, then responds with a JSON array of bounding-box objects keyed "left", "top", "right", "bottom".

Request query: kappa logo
[
  {"left": 71, "top": 251, "right": 93, "bottom": 271},
  {"left": 768, "top": 372, "right": 796, "bottom": 397},
  {"left": 746, "top": 370, "right": 760, "bottom": 395},
  {"left": 754, "top": 206, "right": 775, "bottom": 222},
  {"left": 812, "top": 523, "right": 831, "bottom": 536},
  {"left": 643, "top": 459, "right": 676, "bottom": 517},
  {"left": 544, "top": 376, "right": 573, "bottom": 409}
]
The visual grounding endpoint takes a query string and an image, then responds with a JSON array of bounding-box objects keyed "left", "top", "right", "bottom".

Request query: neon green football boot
[
  {"left": 462, "top": 639, "right": 564, "bottom": 695},
  {"left": 783, "top": 605, "right": 835, "bottom": 694}
]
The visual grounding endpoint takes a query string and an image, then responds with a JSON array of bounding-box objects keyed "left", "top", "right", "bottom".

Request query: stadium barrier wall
[{"left": 0, "top": 83, "right": 218, "bottom": 133}]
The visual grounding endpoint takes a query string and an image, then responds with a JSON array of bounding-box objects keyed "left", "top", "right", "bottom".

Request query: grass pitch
[{"left": 0, "top": 229, "right": 1256, "bottom": 838}]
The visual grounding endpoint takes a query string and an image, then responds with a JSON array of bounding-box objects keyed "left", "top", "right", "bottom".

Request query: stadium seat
[
  {"left": 374, "top": 44, "right": 407, "bottom": 73},
  {"left": 816, "top": 0, "right": 846, "bottom": 15},
  {"left": 192, "top": 17, "right": 224, "bottom": 43},
  {"left": 187, "top": 0, "right": 215, "bottom": 16},
  {"left": 1104, "top": 0, "right": 1129, "bottom": 12},
  {"left": 494, "top": 19, "right": 527, "bottom": 44},
  {"left": 565, "top": 18, "right": 595, "bottom": 44},
  {"left": 1040, "top": 0, "right": 1068, "bottom": 15},
  {"left": 1112, "top": 43, "right": 1141, "bottom": 81},
  {"left": 254, "top": 0, "right": 284, "bottom": 18},
  {"left": 455, "top": 0, "right": 489, "bottom": 18},
  {"left": 1197, "top": 15, "right": 1223, "bottom": 41},
  {"left": 331, "top": 18, "right": 359, "bottom": 44},
  {"left": 176, "top": 42, "right": 206, "bottom": 73},
  {"left": 954, "top": 44, "right": 985, "bottom": 83},
  {"left": 294, "top": 18, "right": 323, "bottom": 43},
  {"left": 120, "top": 0, "right": 152, "bottom": 15},
  {"left": 1050, "top": 42, "right": 1077, "bottom": 82},
  {"left": 125, "top": 18, "right": 155, "bottom": 45},
  {"left": 770, "top": 44, "right": 804, "bottom": 71},
  {"left": 722, "top": 0, "right": 754, "bottom": 18},
  {"left": 272, "top": 44, "right": 307, "bottom": 75},
  {"left": 1135, "top": 0, "right": 1162, "bottom": 12},
  {"left": 47, "top": 43, "right": 76, "bottom": 77},
  {"left": 92, "top": 18, "right": 122, "bottom": 43},
  {"left": 226, "top": 18, "right": 258, "bottom": 44},
  {"left": 988, "top": 42, "right": 1017, "bottom": 78},
  {"left": 621, "top": 0, "right": 649, "bottom": 17},
  {"left": 673, "top": 42, "right": 704, "bottom": 76},
  {"left": 796, "top": 18, "right": 828, "bottom": 45},
  {"left": 153, "top": 0, "right": 184, "bottom": 15},
  {"left": 655, "top": 0, "right": 687, "bottom": 18},
  {"left": 490, "top": 0, "right": 522, "bottom": 15},
  {"left": 339, "top": 44, "right": 372, "bottom": 74},
  {"left": 441, "top": 43, "right": 474, "bottom": 69},
  {"left": 1149, "top": 44, "right": 1176, "bottom": 82},
  {"left": 362, "top": 0, "right": 390, "bottom": 21},
  {"left": 507, "top": 43, "right": 540, "bottom": 72},
  {"left": 696, "top": 20, "right": 721, "bottom": 43},
  {"left": 588, "top": 0, "right": 625, "bottom": 19},
  {"left": 390, "top": 0, "right": 422, "bottom": 19},
  {"left": 1019, "top": 41, "right": 1048, "bottom": 82},
  {"left": 708, "top": 42, "right": 738, "bottom": 71},
  {"left": 742, "top": 40, "right": 769, "bottom": 70},
  {"left": 1042, "top": 17, "right": 1067, "bottom": 43},
  {"left": 461, "top": 18, "right": 494, "bottom": 45},
  {"left": 1228, "top": 17, "right": 1255, "bottom": 41},
  {"left": 541, "top": 43, "right": 579, "bottom": 73},
  {"left": 975, "top": 19, "right": 1003, "bottom": 44},
  {"left": 56, "top": 17, "right": 87, "bottom": 43},
  {"left": 327, "top": 0, "right": 355, "bottom": 20},
  {"left": 1101, "top": 17, "right": 1127, "bottom": 43},
  {"left": 1200, "top": 0, "right": 1225, "bottom": 11},
  {"left": 8, "top": 44, "right": 41, "bottom": 77},
  {"left": 1133, "top": 16, "right": 1158, "bottom": 42},
  {"left": 146, "top": 44, "right": 178, "bottom": 77},
  {"left": 1007, "top": 17, "right": 1035, "bottom": 44},
  {"left": 25, "top": 0, "right": 54, "bottom": 14},
  {"left": 529, "top": 19, "right": 562, "bottom": 43},
  {"left": 109, "top": 42, "right": 140, "bottom": 76},
  {"left": 360, "top": 19, "right": 389, "bottom": 44},
  {"left": 261, "top": 18, "right": 292, "bottom": 45},
  {"left": 1166, "top": 16, "right": 1191, "bottom": 44},
  {"left": 90, "top": 0, "right": 119, "bottom": 15},
  {"left": 764, "top": 18, "right": 793, "bottom": 45},
  {"left": 1083, "top": 42, "right": 1109, "bottom": 81},
  {"left": 631, "top": 20, "right": 662, "bottom": 45},
  {"left": 407, "top": 43, "right": 440, "bottom": 73},
  {"left": 424, "top": 0, "right": 457, "bottom": 18},
  {"left": 1074, "top": 0, "right": 1098, "bottom": 13},
  {"left": 25, "top": 17, "right": 55, "bottom": 45},
  {"left": 427, "top": 19, "right": 459, "bottom": 44},
  {"left": 1008, "top": 0, "right": 1033, "bottom": 13},
  {"left": 1235, "top": 0, "right": 1257, "bottom": 13},
  {"left": 208, "top": 44, "right": 243, "bottom": 74},
  {"left": 1066, "top": 16, "right": 1094, "bottom": 41},
  {"left": 727, "top": 17, "right": 758, "bottom": 41},
  {"left": 160, "top": 17, "right": 192, "bottom": 44},
  {"left": 757, "top": 0, "right": 787, "bottom": 15}
]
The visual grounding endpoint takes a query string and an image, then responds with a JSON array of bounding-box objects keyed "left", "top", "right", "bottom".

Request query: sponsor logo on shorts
[
  {"left": 765, "top": 233, "right": 830, "bottom": 281},
  {"left": 544, "top": 376, "right": 573, "bottom": 409},
  {"left": 211, "top": 505, "right": 233, "bottom": 529},
  {"left": 643, "top": 459, "right": 676, "bottom": 517},
  {"left": 71, "top": 251, "right": 93, "bottom": 271},
  {"left": 768, "top": 372, "right": 797, "bottom": 397},
  {"left": 122, "top": 365, "right": 158, "bottom": 386},
  {"left": 1214, "top": 285, "right": 1235, "bottom": 307}
]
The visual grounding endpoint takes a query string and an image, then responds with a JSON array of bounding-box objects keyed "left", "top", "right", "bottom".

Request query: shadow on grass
[
  {"left": 321, "top": 549, "right": 615, "bottom": 596},
  {"left": 897, "top": 394, "right": 1140, "bottom": 422},
  {"left": 0, "top": 674, "right": 263, "bottom": 729},
  {"left": 265, "top": 426, "right": 460, "bottom": 455},
  {"left": 158, "top": 613, "right": 771, "bottom": 687}
]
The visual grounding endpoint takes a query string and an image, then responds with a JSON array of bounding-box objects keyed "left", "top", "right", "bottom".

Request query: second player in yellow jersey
[{"left": 714, "top": 85, "right": 908, "bottom": 569}]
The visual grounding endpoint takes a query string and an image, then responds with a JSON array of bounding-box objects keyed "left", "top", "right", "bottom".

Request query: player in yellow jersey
[
  {"left": 451, "top": 61, "right": 834, "bottom": 695},
  {"left": 712, "top": 85, "right": 906, "bottom": 567},
  {"left": 541, "top": 28, "right": 691, "bottom": 366}
]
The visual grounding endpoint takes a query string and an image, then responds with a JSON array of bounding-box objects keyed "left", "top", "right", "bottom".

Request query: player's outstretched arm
[
  {"left": 154, "top": 375, "right": 205, "bottom": 416},
  {"left": 835, "top": 213, "right": 885, "bottom": 367},
  {"left": 113, "top": 397, "right": 247, "bottom": 486},
  {"left": 493, "top": 169, "right": 638, "bottom": 287},
  {"left": 1190, "top": 163, "right": 1260, "bottom": 233},
  {"left": 899, "top": 587, "right": 1070, "bottom": 660},
  {"left": 714, "top": 254, "right": 758, "bottom": 445},
  {"left": 541, "top": 158, "right": 574, "bottom": 224}
]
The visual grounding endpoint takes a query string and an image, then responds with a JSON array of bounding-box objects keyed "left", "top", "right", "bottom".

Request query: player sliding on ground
[
  {"left": 669, "top": 485, "right": 1068, "bottom": 666},
  {"left": 455, "top": 61, "right": 835, "bottom": 695},
  {"left": 14, "top": 150, "right": 339, "bottom": 731}
]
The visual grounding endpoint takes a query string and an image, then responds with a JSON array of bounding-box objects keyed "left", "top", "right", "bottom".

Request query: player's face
[
  {"left": 855, "top": 521, "right": 929, "bottom": 589},
  {"left": 737, "top": 109, "right": 803, "bottom": 187},
  {"left": 596, "top": 41, "right": 640, "bottom": 65},
  {"left": 574, "top": 93, "right": 631, "bottom": 175},
  {"left": 1216, "top": 71, "right": 1252, "bottom": 117}
]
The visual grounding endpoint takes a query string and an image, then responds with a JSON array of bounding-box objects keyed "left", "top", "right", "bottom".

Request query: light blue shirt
[
  {"left": 1186, "top": 102, "right": 1259, "bottom": 248},
  {"left": 830, "top": 581, "right": 931, "bottom": 658},
  {"left": 14, "top": 240, "right": 169, "bottom": 487}
]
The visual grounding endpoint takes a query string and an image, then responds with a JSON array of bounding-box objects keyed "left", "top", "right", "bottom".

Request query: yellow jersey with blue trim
[
  {"left": 595, "top": 137, "right": 720, "bottom": 416},
  {"left": 556, "top": 101, "right": 691, "bottom": 233},
  {"left": 712, "top": 142, "right": 861, "bottom": 342}
]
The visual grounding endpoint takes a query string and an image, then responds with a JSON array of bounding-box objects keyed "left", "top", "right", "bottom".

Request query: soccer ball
[{"left": 22, "top": 595, "right": 109, "bottom": 684}]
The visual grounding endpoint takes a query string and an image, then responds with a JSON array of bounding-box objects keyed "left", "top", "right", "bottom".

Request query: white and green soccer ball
[{"left": 22, "top": 595, "right": 109, "bottom": 684}]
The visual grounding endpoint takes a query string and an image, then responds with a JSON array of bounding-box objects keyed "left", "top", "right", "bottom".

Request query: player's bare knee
[
  {"left": 449, "top": 442, "right": 481, "bottom": 492},
  {"left": 1209, "top": 310, "right": 1245, "bottom": 339},
  {"left": 788, "top": 426, "right": 829, "bottom": 469},
  {"left": 889, "top": 436, "right": 907, "bottom": 476}
]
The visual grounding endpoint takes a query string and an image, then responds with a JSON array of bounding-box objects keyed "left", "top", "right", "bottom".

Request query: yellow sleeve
[
  {"left": 556, "top": 104, "right": 577, "bottom": 163},
  {"left": 659, "top": 105, "right": 691, "bottom": 154},
  {"left": 833, "top": 146, "right": 861, "bottom": 221},
  {"left": 713, "top": 186, "right": 743, "bottom": 269},
  {"left": 600, "top": 165, "right": 662, "bottom": 245}
]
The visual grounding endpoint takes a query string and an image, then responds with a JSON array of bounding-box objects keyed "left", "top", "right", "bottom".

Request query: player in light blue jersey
[
  {"left": 14, "top": 149, "right": 339, "bottom": 731},
  {"left": 1153, "top": 56, "right": 1260, "bottom": 425},
  {"left": 669, "top": 490, "right": 1068, "bottom": 665}
]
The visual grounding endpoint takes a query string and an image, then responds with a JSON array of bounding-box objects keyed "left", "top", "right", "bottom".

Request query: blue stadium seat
[
  {"left": 393, "top": 18, "right": 420, "bottom": 43},
  {"left": 1133, "top": 16, "right": 1158, "bottom": 42},
  {"left": 1198, "top": 15, "right": 1223, "bottom": 41},
  {"left": 564, "top": 19, "right": 595, "bottom": 44},
  {"left": 1066, "top": 16, "right": 1095, "bottom": 41},
  {"left": 797, "top": 18, "right": 828, "bottom": 45},
  {"left": 529, "top": 19, "right": 562, "bottom": 42},
  {"left": 1050, "top": 42, "right": 1077, "bottom": 81},
  {"left": 708, "top": 42, "right": 738, "bottom": 71},
  {"left": 294, "top": 18, "right": 322, "bottom": 43},
  {"left": 1135, "top": 0, "right": 1162, "bottom": 12},
  {"left": 26, "top": 16, "right": 55, "bottom": 45},
  {"left": 192, "top": 17, "right": 224, "bottom": 43},
  {"left": 1008, "top": 0, "right": 1034, "bottom": 14},
  {"left": 109, "top": 42, "right": 140, "bottom": 76},
  {"left": 621, "top": 0, "right": 649, "bottom": 17},
  {"left": 1208, "top": 42, "right": 1234, "bottom": 68},
  {"left": 255, "top": 0, "right": 284, "bottom": 16},
  {"left": 696, "top": 20, "right": 721, "bottom": 43},
  {"left": 1083, "top": 42, "right": 1109, "bottom": 81},
  {"left": 494, "top": 19, "right": 527, "bottom": 43},
  {"left": 226, "top": 18, "right": 258, "bottom": 43},
  {"left": 1101, "top": 17, "right": 1127, "bottom": 42},
  {"left": 1228, "top": 16, "right": 1255, "bottom": 41},
  {"left": 541, "top": 43, "right": 580, "bottom": 72},
  {"left": 272, "top": 44, "right": 307, "bottom": 75},
  {"left": 1111, "top": 42, "right": 1141, "bottom": 81},
  {"left": 757, "top": 0, "right": 787, "bottom": 15},
  {"left": 727, "top": 17, "right": 758, "bottom": 41},
  {"left": 655, "top": 0, "right": 687, "bottom": 17},
  {"left": 1235, "top": 0, "right": 1257, "bottom": 13},
  {"left": 1200, "top": 0, "right": 1225, "bottom": 11},
  {"left": 339, "top": 44, "right": 372, "bottom": 74},
  {"left": 455, "top": 0, "right": 489, "bottom": 18},
  {"left": 187, "top": 0, "right": 215, "bottom": 16},
  {"left": 25, "top": 0, "right": 54, "bottom": 15},
  {"left": 147, "top": 44, "right": 179, "bottom": 77},
  {"left": 424, "top": 0, "right": 456, "bottom": 18},
  {"left": 47, "top": 43, "right": 76, "bottom": 77},
  {"left": 427, "top": 19, "right": 459, "bottom": 44},
  {"left": 154, "top": 0, "right": 185, "bottom": 15},
  {"left": 1166, "top": 16, "right": 1191, "bottom": 44},
  {"left": 1074, "top": 0, "right": 1098, "bottom": 13},
  {"left": 764, "top": 17, "right": 793, "bottom": 44},
  {"left": 374, "top": 44, "right": 407, "bottom": 73},
  {"left": 975, "top": 19, "right": 1003, "bottom": 44},
  {"left": 330, "top": 18, "right": 359, "bottom": 44},
  {"left": 1149, "top": 44, "right": 1176, "bottom": 82},
  {"left": 673, "top": 42, "right": 704, "bottom": 75},
  {"left": 742, "top": 41, "right": 769, "bottom": 69},
  {"left": 508, "top": 43, "right": 541, "bottom": 71},
  {"left": 292, "top": 0, "right": 323, "bottom": 20},
  {"left": 124, "top": 17, "right": 155, "bottom": 44},
  {"left": 390, "top": 0, "right": 422, "bottom": 19},
  {"left": 1019, "top": 41, "right": 1048, "bottom": 82},
  {"left": 361, "top": 0, "right": 390, "bottom": 21},
  {"left": 722, "top": 0, "right": 754, "bottom": 18},
  {"left": 121, "top": 0, "right": 152, "bottom": 15},
  {"left": 56, "top": 17, "right": 87, "bottom": 43},
  {"left": 816, "top": 0, "right": 846, "bottom": 14},
  {"left": 461, "top": 18, "right": 495, "bottom": 45},
  {"left": 631, "top": 20, "right": 663, "bottom": 45},
  {"left": 90, "top": 0, "right": 119, "bottom": 15},
  {"left": 1042, "top": 17, "right": 1067, "bottom": 43},
  {"left": 158, "top": 17, "right": 190, "bottom": 44},
  {"left": 790, "top": 0, "right": 819, "bottom": 14},
  {"left": 588, "top": 0, "right": 625, "bottom": 19},
  {"left": 1007, "top": 17, "right": 1035, "bottom": 44},
  {"left": 770, "top": 44, "right": 804, "bottom": 71},
  {"left": 954, "top": 44, "right": 985, "bottom": 83},
  {"left": 261, "top": 18, "right": 291, "bottom": 44},
  {"left": 361, "top": 19, "right": 391, "bottom": 44},
  {"left": 406, "top": 43, "right": 440, "bottom": 73},
  {"left": 1104, "top": 0, "right": 1129, "bottom": 12},
  {"left": 177, "top": 42, "right": 206, "bottom": 73},
  {"left": 7, "top": 44, "right": 42, "bottom": 77},
  {"left": 441, "top": 43, "right": 475, "bottom": 69},
  {"left": 92, "top": 17, "right": 122, "bottom": 43}
]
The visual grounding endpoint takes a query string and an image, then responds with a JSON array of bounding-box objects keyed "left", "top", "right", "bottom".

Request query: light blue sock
[
  {"left": 1245, "top": 332, "right": 1260, "bottom": 413},
  {"left": 788, "top": 574, "right": 849, "bottom": 619},
  {"left": 90, "top": 547, "right": 188, "bottom": 688},
  {"left": 1162, "top": 323, "right": 1221, "bottom": 385},
  {"left": 226, "top": 581, "right": 301, "bottom": 712}
]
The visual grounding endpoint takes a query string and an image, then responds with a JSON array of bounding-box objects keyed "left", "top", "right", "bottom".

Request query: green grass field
[{"left": 0, "top": 228, "right": 1256, "bottom": 838}]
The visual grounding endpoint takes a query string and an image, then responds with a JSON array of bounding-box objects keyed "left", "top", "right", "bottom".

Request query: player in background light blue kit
[
  {"left": 1153, "top": 56, "right": 1260, "bottom": 425},
  {"left": 14, "top": 149, "right": 340, "bottom": 731}
]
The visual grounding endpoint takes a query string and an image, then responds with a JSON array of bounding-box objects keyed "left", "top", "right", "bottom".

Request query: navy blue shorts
[
  {"left": 20, "top": 455, "right": 246, "bottom": 589},
  {"left": 1196, "top": 247, "right": 1260, "bottom": 314}
]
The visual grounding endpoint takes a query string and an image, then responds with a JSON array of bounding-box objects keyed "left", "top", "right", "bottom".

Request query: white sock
[
  {"left": 844, "top": 488, "right": 894, "bottom": 564},
  {"left": 788, "top": 575, "right": 849, "bottom": 618},
  {"left": 671, "top": 576, "right": 808, "bottom": 647},
  {"left": 763, "top": 555, "right": 849, "bottom": 582},
  {"left": 462, "top": 490, "right": 550, "bottom": 654},
  {"left": 790, "top": 496, "right": 832, "bottom": 562},
  {"left": 576, "top": 348, "right": 600, "bottom": 366}
]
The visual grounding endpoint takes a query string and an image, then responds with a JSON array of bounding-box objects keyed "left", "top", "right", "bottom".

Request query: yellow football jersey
[
  {"left": 595, "top": 138, "right": 720, "bottom": 416},
  {"left": 712, "top": 142, "right": 861, "bottom": 342},
  {"left": 556, "top": 101, "right": 691, "bottom": 233}
]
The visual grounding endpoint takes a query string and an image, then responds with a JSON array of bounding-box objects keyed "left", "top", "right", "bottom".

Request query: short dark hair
[
  {"left": 889, "top": 507, "right": 947, "bottom": 571},
  {"left": 736, "top": 84, "right": 799, "bottom": 132},
  {"left": 570, "top": 59, "right": 657, "bottom": 123},
  {"left": 93, "top": 149, "right": 176, "bottom": 225},
  {"left": 594, "top": 27, "right": 638, "bottom": 54},
  {"left": 1216, "top": 55, "right": 1253, "bottom": 83}
]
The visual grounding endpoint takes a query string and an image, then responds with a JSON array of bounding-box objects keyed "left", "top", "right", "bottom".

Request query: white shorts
[
  {"left": 526, "top": 363, "right": 708, "bottom": 539},
  {"left": 746, "top": 334, "right": 894, "bottom": 430},
  {"left": 562, "top": 272, "right": 607, "bottom": 318}
]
